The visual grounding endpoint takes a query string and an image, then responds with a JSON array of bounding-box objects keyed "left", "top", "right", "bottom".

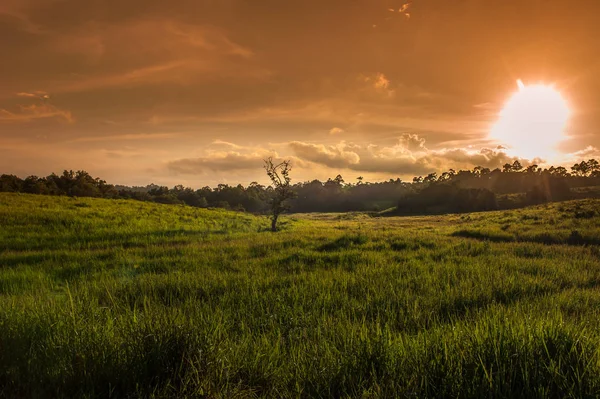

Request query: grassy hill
[{"left": 1, "top": 193, "right": 600, "bottom": 397}]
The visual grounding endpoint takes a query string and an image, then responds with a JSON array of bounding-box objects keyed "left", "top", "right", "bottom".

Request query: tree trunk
[{"left": 271, "top": 214, "right": 278, "bottom": 232}]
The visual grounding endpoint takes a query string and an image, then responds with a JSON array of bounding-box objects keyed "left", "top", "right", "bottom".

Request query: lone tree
[{"left": 264, "top": 157, "right": 294, "bottom": 232}]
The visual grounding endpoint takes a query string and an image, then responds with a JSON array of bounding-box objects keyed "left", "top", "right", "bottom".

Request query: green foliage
[
  {"left": 397, "top": 184, "right": 498, "bottom": 214},
  {"left": 4, "top": 159, "right": 600, "bottom": 216},
  {"left": 3, "top": 194, "right": 600, "bottom": 397}
]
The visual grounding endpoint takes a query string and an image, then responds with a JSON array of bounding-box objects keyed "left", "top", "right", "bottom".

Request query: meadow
[{"left": 1, "top": 192, "right": 600, "bottom": 398}]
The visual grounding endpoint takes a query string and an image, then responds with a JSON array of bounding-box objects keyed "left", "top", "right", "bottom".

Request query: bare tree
[{"left": 264, "top": 157, "right": 295, "bottom": 232}]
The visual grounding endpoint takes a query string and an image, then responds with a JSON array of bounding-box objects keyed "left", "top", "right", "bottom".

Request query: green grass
[{"left": 2, "top": 193, "right": 600, "bottom": 397}]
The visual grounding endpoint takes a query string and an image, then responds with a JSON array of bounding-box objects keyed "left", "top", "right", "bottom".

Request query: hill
[{"left": 1, "top": 193, "right": 600, "bottom": 397}]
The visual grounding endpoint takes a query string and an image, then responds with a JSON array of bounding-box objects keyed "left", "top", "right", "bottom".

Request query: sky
[{"left": 1, "top": 0, "right": 600, "bottom": 187}]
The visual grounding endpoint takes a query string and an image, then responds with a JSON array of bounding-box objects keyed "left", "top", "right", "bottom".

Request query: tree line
[{"left": 1, "top": 159, "right": 600, "bottom": 215}]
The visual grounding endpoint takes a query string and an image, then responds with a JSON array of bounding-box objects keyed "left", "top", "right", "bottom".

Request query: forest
[{"left": 1, "top": 159, "right": 600, "bottom": 215}]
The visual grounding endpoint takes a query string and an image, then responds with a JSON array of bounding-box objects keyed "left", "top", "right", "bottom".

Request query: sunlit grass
[{"left": 1, "top": 193, "right": 600, "bottom": 397}]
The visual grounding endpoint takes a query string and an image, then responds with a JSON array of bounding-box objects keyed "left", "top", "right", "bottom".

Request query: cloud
[
  {"left": 560, "top": 146, "right": 600, "bottom": 167},
  {"left": 166, "top": 21, "right": 253, "bottom": 58},
  {"left": 473, "top": 102, "right": 495, "bottom": 110},
  {"left": 51, "top": 32, "right": 105, "bottom": 61},
  {"left": 373, "top": 73, "right": 390, "bottom": 90},
  {"left": 47, "top": 19, "right": 263, "bottom": 93},
  {"left": 0, "top": 1, "right": 47, "bottom": 34},
  {"left": 167, "top": 151, "right": 278, "bottom": 174},
  {"left": 165, "top": 134, "right": 535, "bottom": 181},
  {"left": 51, "top": 19, "right": 253, "bottom": 61},
  {"left": 58, "top": 57, "right": 269, "bottom": 95},
  {"left": 0, "top": 103, "right": 73, "bottom": 123},
  {"left": 398, "top": 133, "right": 427, "bottom": 152},
  {"left": 289, "top": 141, "right": 361, "bottom": 168},
  {"left": 16, "top": 91, "right": 50, "bottom": 99},
  {"left": 2, "top": 89, "right": 71, "bottom": 124},
  {"left": 211, "top": 140, "right": 245, "bottom": 149},
  {"left": 431, "top": 147, "right": 542, "bottom": 170},
  {"left": 60, "top": 60, "right": 193, "bottom": 92},
  {"left": 103, "top": 147, "right": 142, "bottom": 159},
  {"left": 165, "top": 140, "right": 285, "bottom": 175},
  {"left": 164, "top": 140, "right": 318, "bottom": 177},
  {"left": 361, "top": 73, "right": 395, "bottom": 98},
  {"left": 289, "top": 134, "right": 536, "bottom": 176},
  {"left": 67, "top": 133, "right": 177, "bottom": 143},
  {"left": 400, "top": 2, "right": 412, "bottom": 18},
  {"left": 329, "top": 127, "right": 345, "bottom": 135}
]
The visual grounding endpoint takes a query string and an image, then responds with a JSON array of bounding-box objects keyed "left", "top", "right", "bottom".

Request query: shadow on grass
[
  {"left": 0, "top": 229, "right": 224, "bottom": 252},
  {"left": 317, "top": 234, "right": 369, "bottom": 252},
  {"left": 276, "top": 251, "right": 364, "bottom": 273},
  {"left": 451, "top": 229, "right": 515, "bottom": 243},
  {"left": 452, "top": 229, "right": 600, "bottom": 247}
]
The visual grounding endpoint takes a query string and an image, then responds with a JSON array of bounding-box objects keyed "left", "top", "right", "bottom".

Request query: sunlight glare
[{"left": 490, "top": 81, "right": 570, "bottom": 160}]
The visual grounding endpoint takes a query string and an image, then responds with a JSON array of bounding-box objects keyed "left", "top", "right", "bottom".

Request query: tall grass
[{"left": 1, "top": 193, "right": 600, "bottom": 397}]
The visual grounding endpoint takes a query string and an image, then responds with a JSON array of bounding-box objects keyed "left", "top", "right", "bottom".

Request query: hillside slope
[{"left": 0, "top": 193, "right": 268, "bottom": 251}]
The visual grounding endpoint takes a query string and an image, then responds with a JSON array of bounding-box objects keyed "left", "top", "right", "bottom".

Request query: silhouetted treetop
[{"left": 2, "top": 159, "right": 600, "bottom": 215}]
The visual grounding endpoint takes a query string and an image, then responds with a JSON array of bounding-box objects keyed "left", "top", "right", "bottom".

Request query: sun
[{"left": 490, "top": 80, "right": 570, "bottom": 160}]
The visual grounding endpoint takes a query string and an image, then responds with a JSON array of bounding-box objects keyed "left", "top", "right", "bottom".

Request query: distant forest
[{"left": 2, "top": 159, "right": 600, "bottom": 215}]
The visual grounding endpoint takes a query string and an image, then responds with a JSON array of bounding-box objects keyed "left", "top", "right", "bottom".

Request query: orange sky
[{"left": 1, "top": 0, "right": 600, "bottom": 186}]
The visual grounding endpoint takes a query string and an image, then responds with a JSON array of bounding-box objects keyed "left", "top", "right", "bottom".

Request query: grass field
[{"left": 1, "top": 193, "right": 600, "bottom": 398}]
